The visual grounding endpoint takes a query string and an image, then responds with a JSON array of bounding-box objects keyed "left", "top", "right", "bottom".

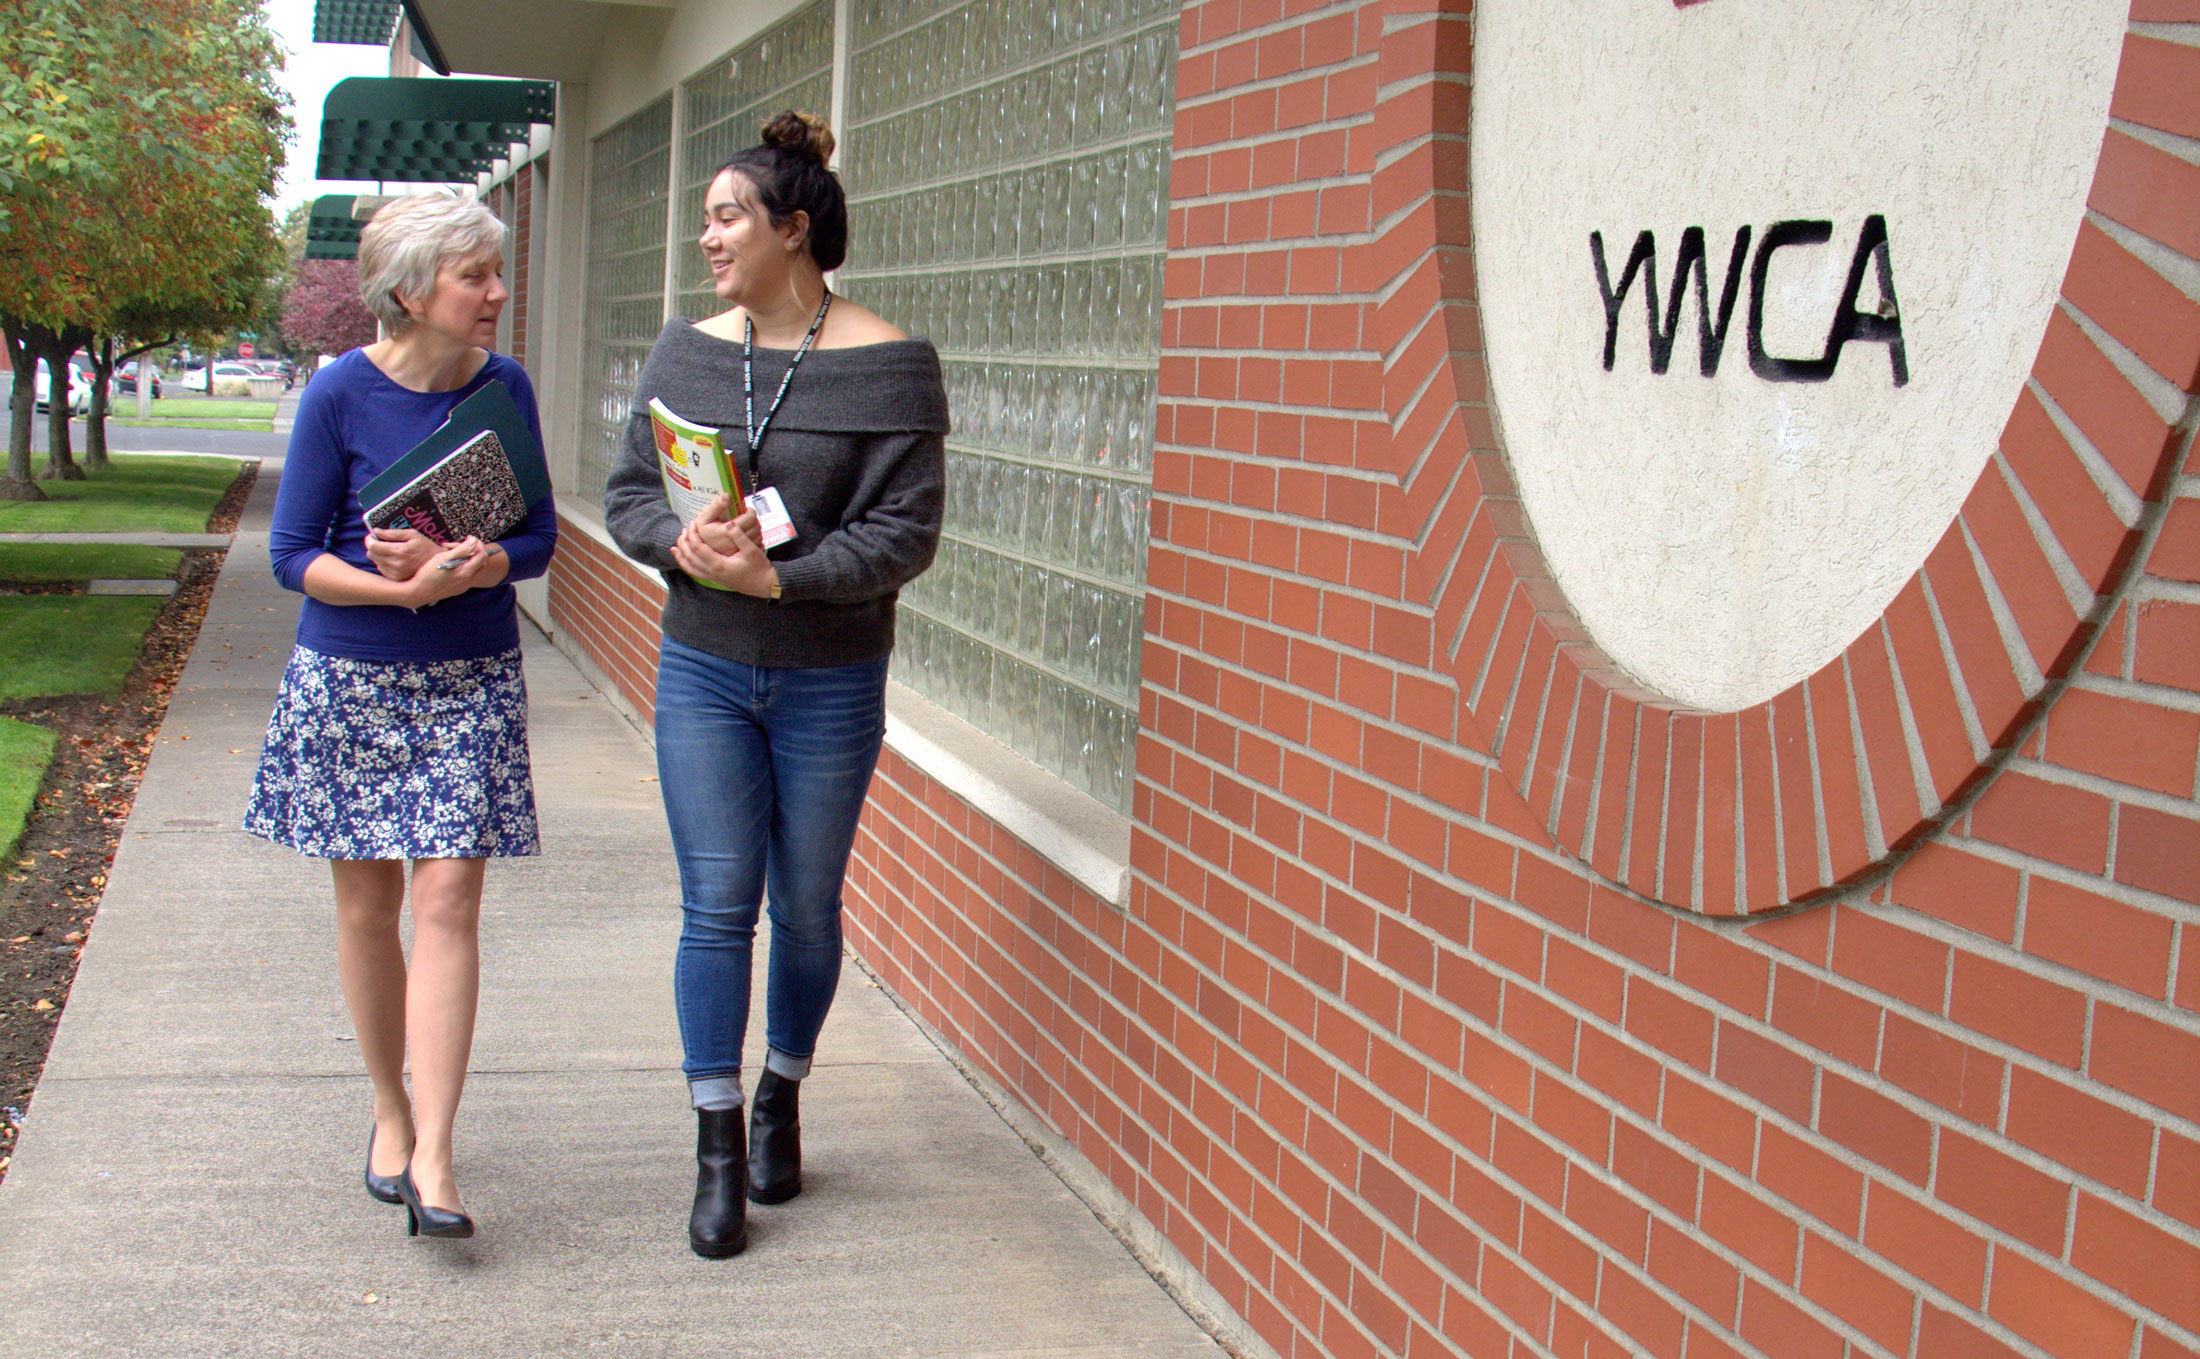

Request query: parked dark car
[{"left": 116, "top": 360, "right": 163, "bottom": 398}]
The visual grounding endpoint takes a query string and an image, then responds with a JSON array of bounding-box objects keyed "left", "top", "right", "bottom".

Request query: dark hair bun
[
  {"left": 761, "top": 110, "right": 834, "bottom": 166},
  {"left": 718, "top": 111, "right": 848, "bottom": 269}
]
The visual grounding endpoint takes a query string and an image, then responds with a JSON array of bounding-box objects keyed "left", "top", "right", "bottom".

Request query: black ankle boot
[
  {"left": 747, "top": 1070, "right": 802, "bottom": 1204},
  {"left": 689, "top": 1106, "right": 748, "bottom": 1258}
]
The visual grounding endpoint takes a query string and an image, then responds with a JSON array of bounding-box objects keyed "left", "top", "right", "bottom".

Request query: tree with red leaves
[{"left": 280, "top": 260, "right": 378, "bottom": 367}]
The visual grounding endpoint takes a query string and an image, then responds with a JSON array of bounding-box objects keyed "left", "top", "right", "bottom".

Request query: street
[{"left": 24, "top": 420, "right": 288, "bottom": 457}]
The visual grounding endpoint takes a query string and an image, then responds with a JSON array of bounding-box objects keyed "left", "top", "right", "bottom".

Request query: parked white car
[
  {"left": 181, "top": 362, "right": 257, "bottom": 393},
  {"left": 11, "top": 359, "right": 92, "bottom": 416}
]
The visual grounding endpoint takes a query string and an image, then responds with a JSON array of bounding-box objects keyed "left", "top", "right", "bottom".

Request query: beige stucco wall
[{"left": 583, "top": 0, "right": 815, "bottom": 138}]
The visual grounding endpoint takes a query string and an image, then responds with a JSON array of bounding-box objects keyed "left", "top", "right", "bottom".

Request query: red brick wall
[
  {"left": 838, "top": 6, "right": 2200, "bottom": 1359},
  {"left": 513, "top": 164, "right": 533, "bottom": 370},
  {"left": 546, "top": 518, "right": 664, "bottom": 721},
  {"left": 540, "top": 6, "right": 2200, "bottom": 1356}
]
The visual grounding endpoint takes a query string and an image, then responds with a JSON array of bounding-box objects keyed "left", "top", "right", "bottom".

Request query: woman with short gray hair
[
  {"left": 356, "top": 195, "right": 510, "bottom": 335},
  {"left": 244, "top": 192, "right": 558, "bottom": 1241}
]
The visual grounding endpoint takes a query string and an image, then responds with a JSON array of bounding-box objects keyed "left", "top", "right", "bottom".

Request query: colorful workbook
[{"left": 647, "top": 397, "right": 747, "bottom": 524}]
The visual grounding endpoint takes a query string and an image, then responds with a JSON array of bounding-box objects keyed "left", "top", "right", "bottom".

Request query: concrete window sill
[{"left": 883, "top": 682, "right": 1133, "bottom": 912}]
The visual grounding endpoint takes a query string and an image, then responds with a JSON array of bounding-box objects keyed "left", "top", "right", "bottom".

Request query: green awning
[
  {"left": 316, "top": 77, "right": 555, "bottom": 183},
  {"left": 311, "top": 0, "right": 452, "bottom": 74},
  {"left": 304, "top": 195, "right": 375, "bottom": 260},
  {"left": 312, "top": 0, "right": 399, "bottom": 45}
]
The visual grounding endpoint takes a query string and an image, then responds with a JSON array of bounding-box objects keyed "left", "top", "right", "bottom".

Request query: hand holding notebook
[{"left": 360, "top": 380, "right": 552, "bottom": 545}]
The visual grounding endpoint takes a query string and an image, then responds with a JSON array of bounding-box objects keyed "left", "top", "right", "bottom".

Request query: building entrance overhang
[
  {"left": 303, "top": 194, "right": 376, "bottom": 260},
  {"left": 311, "top": 0, "right": 400, "bottom": 46},
  {"left": 315, "top": 77, "right": 556, "bottom": 184},
  {"left": 304, "top": 195, "right": 410, "bottom": 260},
  {"left": 311, "top": 0, "right": 454, "bottom": 75}
]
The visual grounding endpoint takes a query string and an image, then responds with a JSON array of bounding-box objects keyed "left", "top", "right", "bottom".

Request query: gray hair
[{"left": 356, "top": 195, "right": 509, "bottom": 333}]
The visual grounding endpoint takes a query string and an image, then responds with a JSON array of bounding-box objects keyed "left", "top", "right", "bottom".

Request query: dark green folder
[{"left": 358, "top": 379, "right": 551, "bottom": 535}]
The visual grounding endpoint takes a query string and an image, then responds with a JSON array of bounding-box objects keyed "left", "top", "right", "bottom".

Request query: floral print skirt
[{"left": 243, "top": 645, "right": 540, "bottom": 860}]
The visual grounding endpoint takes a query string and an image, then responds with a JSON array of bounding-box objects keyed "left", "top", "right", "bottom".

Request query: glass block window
[
  {"left": 838, "top": 0, "right": 1177, "bottom": 813},
  {"left": 577, "top": 98, "right": 673, "bottom": 509},
  {"left": 674, "top": 1, "right": 836, "bottom": 321}
]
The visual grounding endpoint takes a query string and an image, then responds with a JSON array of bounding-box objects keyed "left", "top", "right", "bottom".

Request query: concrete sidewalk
[{"left": 0, "top": 462, "right": 1220, "bottom": 1357}]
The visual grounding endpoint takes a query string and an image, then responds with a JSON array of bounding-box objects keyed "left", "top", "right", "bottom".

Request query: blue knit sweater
[{"left": 266, "top": 348, "right": 558, "bottom": 662}]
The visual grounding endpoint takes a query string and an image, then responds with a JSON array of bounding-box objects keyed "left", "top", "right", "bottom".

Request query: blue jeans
[{"left": 654, "top": 638, "right": 888, "bottom": 1088}]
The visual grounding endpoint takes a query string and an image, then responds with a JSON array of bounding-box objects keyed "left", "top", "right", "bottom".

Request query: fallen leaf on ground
[{"left": 32, "top": 1000, "right": 52, "bottom": 1011}]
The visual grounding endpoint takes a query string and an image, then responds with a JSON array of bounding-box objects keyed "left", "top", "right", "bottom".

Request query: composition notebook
[{"left": 360, "top": 380, "right": 552, "bottom": 544}]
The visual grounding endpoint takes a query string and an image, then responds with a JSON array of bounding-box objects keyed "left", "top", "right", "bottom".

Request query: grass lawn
[
  {"left": 135, "top": 399, "right": 277, "bottom": 420},
  {"left": 0, "top": 597, "right": 163, "bottom": 699},
  {"left": 107, "top": 399, "right": 275, "bottom": 431},
  {"left": 0, "top": 453, "right": 246, "bottom": 534},
  {"left": 0, "top": 716, "right": 55, "bottom": 859},
  {"left": 0, "top": 543, "right": 182, "bottom": 582},
  {"left": 0, "top": 712, "right": 55, "bottom": 853}
]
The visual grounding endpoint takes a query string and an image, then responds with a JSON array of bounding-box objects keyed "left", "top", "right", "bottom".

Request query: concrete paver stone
[{"left": 86, "top": 579, "right": 179, "bottom": 596}]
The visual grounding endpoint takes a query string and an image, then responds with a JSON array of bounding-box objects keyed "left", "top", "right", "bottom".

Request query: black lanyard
[{"left": 741, "top": 291, "right": 832, "bottom": 492}]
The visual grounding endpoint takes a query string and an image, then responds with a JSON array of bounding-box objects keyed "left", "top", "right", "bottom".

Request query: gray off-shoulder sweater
[{"left": 603, "top": 318, "right": 949, "bottom": 669}]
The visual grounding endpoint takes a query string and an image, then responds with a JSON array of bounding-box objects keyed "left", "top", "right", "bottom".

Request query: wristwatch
[{"left": 768, "top": 581, "right": 782, "bottom": 601}]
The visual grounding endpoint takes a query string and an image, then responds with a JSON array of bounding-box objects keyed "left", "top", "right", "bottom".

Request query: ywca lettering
[{"left": 1591, "top": 216, "right": 1908, "bottom": 386}]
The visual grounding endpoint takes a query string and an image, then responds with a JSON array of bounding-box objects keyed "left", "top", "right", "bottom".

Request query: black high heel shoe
[
  {"left": 364, "top": 1125, "right": 403, "bottom": 1205},
  {"left": 394, "top": 1165, "right": 475, "bottom": 1239}
]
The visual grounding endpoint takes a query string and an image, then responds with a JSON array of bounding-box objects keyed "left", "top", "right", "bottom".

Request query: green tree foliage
[
  {"left": 0, "top": 1, "right": 120, "bottom": 215},
  {"left": 258, "top": 199, "right": 312, "bottom": 356},
  {"left": 0, "top": 0, "right": 287, "bottom": 491}
]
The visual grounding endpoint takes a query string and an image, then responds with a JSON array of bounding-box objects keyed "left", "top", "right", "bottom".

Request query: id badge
[{"left": 748, "top": 486, "right": 798, "bottom": 548}]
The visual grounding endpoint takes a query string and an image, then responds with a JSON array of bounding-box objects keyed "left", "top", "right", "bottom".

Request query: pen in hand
[{"left": 435, "top": 542, "right": 504, "bottom": 571}]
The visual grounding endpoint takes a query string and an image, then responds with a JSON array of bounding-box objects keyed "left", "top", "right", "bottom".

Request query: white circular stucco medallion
[{"left": 1469, "top": 0, "right": 2127, "bottom": 712}]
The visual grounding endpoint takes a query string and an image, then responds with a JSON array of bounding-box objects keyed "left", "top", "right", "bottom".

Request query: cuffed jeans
[{"left": 654, "top": 637, "right": 889, "bottom": 1091}]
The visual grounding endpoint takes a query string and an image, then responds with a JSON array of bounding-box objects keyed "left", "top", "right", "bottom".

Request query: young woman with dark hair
[{"left": 603, "top": 111, "right": 947, "bottom": 1258}]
